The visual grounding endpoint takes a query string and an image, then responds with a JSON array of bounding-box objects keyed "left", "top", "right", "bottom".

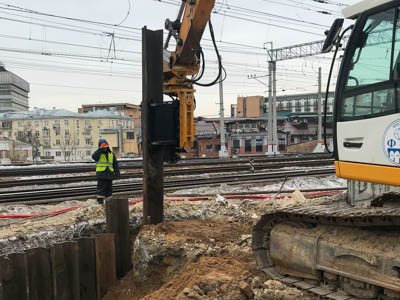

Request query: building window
[
  {"left": 295, "top": 101, "right": 301, "bottom": 112},
  {"left": 86, "top": 150, "right": 91, "bottom": 156},
  {"left": 18, "top": 131, "right": 23, "bottom": 138},
  {"left": 35, "top": 121, "right": 39, "bottom": 127},
  {"left": 85, "top": 120, "right": 90, "bottom": 127},
  {"left": 245, "top": 140, "right": 252, "bottom": 152},
  {"left": 305, "top": 100, "right": 311, "bottom": 112},
  {"left": 43, "top": 129, "right": 49, "bottom": 136},
  {"left": 76, "top": 119, "right": 80, "bottom": 128},
  {"left": 65, "top": 151, "right": 71, "bottom": 157},
  {"left": 45, "top": 151, "right": 51, "bottom": 157},
  {"left": 64, "top": 120, "right": 69, "bottom": 126},
  {"left": 85, "top": 130, "right": 91, "bottom": 136},
  {"left": 76, "top": 139, "right": 80, "bottom": 145},
  {"left": 279, "top": 138, "right": 286, "bottom": 151},
  {"left": 215, "top": 144, "right": 221, "bottom": 151},
  {"left": 206, "top": 144, "right": 213, "bottom": 152},
  {"left": 56, "top": 151, "right": 62, "bottom": 157},
  {"left": 54, "top": 120, "right": 60, "bottom": 127},
  {"left": 34, "top": 131, "right": 40, "bottom": 137},
  {"left": 65, "top": 130, "right": 70, "bottom": 136},
  {"left": 98, "top": 120, "right": 103, "bottom": 127},
  {"left": 126, "top": 132, "right": 135, "bottom": 139},
  {"left": 65, "top": 139, "right": 70, "bottom": 145},
  {"left": 232, "top": 140, "right": 240, "bottom": 153},
  {"left": 27, "top": 121, "right": 31, "bottom": 127},
  {"left": 256, "top": 139, "right": 263, "bottom": 152},
  {"left": 86, "top": 139, "right": 92, "bottom": 145},
  {"left": 18, "top": 121, "right": 22, "bottom": 127},
  {"left": 44, "top": 140, "right": 50, "bottom": 146},
  {"left": 23, "top": 150, "right": 28, "bottom": 157},
  {"left": 44, "top": 120, "right": 49, "bottom": 127},
  {"left": 55, "top": 129, "right": 60, "bottom": 136},
  {"left": 56, "top": 140, "right": 60, "bottom": 145}
]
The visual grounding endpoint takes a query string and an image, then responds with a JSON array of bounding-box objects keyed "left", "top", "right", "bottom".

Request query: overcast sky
[{"left": 0, "top": 0, "right": 359, "bottom": 116}]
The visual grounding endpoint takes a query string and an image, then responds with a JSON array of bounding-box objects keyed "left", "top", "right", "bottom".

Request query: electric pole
[
  {"left": 218, "top": 56, "right": 228, "bottom": 158},
  {"left": 265, "top": 42, "right": 278, "bottom": 155},
  {"left": 267, "top": 62, "right": 273, "bottom": 155},
  {"left": 272, "top": 61, "right": 279, "bottom": 155},
  {"left": 315, "top": 67, "right": 324, "bottom": 152}
]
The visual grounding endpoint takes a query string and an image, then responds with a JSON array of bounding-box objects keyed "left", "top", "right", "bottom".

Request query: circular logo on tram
[{"left": 383, "top": 119, "right": 400, "bottom": 165}]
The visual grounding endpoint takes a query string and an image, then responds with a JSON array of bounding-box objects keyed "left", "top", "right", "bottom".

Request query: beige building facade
[
  {"left": 236, "top": 96, "right": 264, "bottom": 117},
  {"left": 0, "top": 137, "right": 32, "bottom": 164},
  {"left": 78, "top": 103, "right": 141, "bottom": 129},
  {"left": 0, "top": 108, "right": 138, "bottom": 162}
]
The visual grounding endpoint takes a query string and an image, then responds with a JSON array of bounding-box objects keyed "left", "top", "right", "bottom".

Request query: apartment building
[
  {"left": 0, "top": 108, "right": 137, "bottom": 162},
  {"left": 275, "top": 92, "right": 334, "bottom": 115},
  {"left": 0, "top": 137, "right": 32, "bottom": 164},
  {"left": 233, "top": 92, "right": 334, "bottom": 117},
  {"left": 79, "top": 103, "right": 140, "bottom": 128},
  {"left": 0, "top": 63, "right": 30, "bottom": 112},
  {"left": 236, "top": 96, "right": 264, "bottom": 117}
]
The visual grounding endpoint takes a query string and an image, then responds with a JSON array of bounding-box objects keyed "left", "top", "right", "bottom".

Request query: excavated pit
[
  {"left": 102, "top": 218, "right": 316, "bottom": 300},
  {"left": 0, "top": 177, "right": 346, "bottom": 299}
]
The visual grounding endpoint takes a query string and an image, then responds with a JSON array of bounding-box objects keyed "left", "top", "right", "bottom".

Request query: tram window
[
  {"left": 341, "top": 88, "right": 396, "bottom": 119},
  {"left": 346, "top": 9, "right": 395, "bottom": 89}
]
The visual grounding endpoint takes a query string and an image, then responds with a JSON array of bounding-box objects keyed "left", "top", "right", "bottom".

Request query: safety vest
[{"left": 96, "top": 152, "right": 114, "bottom": 172}]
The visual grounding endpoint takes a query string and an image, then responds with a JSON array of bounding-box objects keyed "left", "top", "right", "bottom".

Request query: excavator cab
[
  {"left": 325, "top": 1, "right": 400, "bottom": 187},
  {"left": 252, "top": 1, "right": 400, "bottom": 299}
]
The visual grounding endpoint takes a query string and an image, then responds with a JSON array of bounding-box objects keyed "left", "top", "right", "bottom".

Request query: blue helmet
[{"left": 98, "top": 138, "right": 108, "bottom": 147}]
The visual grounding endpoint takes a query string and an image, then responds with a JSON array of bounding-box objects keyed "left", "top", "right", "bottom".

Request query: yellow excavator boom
[{"left": 163, "top": 0, "right": 215, "bottom": 149}]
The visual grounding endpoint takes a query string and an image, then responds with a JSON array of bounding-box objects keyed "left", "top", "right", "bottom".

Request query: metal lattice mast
[{"left": 266, "top": 37, "right": 348, "bottom": 62}]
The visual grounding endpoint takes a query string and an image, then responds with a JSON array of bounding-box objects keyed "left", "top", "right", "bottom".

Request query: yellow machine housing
[{"left": 163, "top": 0, "right": 215, "bottom": 149}]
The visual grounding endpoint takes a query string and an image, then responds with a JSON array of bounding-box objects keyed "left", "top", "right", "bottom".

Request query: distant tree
[{"left": 16, "top": 125, "right": 40, "bottom": 163}]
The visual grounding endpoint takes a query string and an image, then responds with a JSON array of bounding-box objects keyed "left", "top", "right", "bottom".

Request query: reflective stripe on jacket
[{"left": 96, "top": 152, "right": 114, "bottom": 172}]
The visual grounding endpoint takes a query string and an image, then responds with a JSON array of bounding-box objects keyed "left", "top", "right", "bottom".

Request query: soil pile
[{"left": 103, "top": 219, "right": 315, "bottom": 300}]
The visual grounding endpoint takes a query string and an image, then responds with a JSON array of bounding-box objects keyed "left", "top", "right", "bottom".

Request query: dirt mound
[
  {"left": 142, "top": 256, "right": 311, "bottom": 300},
  {"left": 150, "top": 218, "right": 251, "bottom": 245},
  {"left": 142, "top": 257, "right": 249, "bottom": 300},
  {"left": 103, "top": 219, "right": 315, "bottom": 300}
]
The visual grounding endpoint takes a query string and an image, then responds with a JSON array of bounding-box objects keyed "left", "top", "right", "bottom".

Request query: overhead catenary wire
[
  {"left": 0, "top": 1, "right": 342, "bottom": 107},
  {"left": 0, "top": 2, "right": 142, "bottom": 31},
  {"left": 0, "top": 7, "right": 268, "bottom": 53},
  {"left": 263, "top": 0, "right": 342, "bottom": 15},
  {"left": 158, "top": 0, "right": 326, "bottom": 36}
]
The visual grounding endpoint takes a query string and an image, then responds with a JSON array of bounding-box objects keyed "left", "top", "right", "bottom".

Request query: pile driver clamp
[{"left": 159, "top": 0, "right": 217, "bottom": 160}]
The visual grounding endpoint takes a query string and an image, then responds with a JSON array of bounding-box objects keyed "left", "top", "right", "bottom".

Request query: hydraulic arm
[{"left": 163, "top": 0, "right": 215, "bottom": 149}]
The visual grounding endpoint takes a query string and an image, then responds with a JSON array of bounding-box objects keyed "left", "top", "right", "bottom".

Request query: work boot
[
  {"left": 105, "top": 196, "right": 112, "bottom": 204},
  {"left": 97, "top": 197, "right": 104, "bottom": 205}
]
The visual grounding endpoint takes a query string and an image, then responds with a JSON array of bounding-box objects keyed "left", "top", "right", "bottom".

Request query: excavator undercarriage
[{"left": 252, "top": 196, "right": 400, "bottom": 299}]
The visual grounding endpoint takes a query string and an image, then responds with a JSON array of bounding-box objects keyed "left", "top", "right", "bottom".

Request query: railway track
[
  {"left": 0, "top": 159, "right": 334, "bottom": 188},
  {"left": 0, "top": 167, "right": 335, "bottom": 203},
  {"left": 0, "top": 153, "right": 332, "bottom": 177}
]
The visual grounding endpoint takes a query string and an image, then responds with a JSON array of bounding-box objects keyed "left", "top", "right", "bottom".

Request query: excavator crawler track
[{"left": 252, "top": 204, "right": 400, "bottom": 299}]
